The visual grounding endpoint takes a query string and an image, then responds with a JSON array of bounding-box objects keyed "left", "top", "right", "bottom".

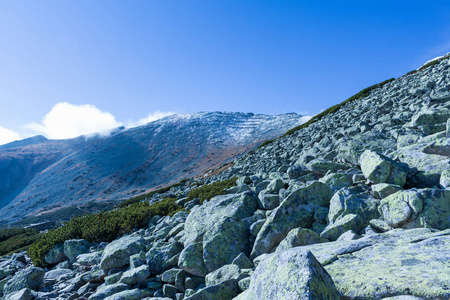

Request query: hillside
[
  {"left": 1, "top": 56, "right": 450, "bottom": 299},
  {"left": 0, "top": 112, "right": 306, "bottom": 224}
]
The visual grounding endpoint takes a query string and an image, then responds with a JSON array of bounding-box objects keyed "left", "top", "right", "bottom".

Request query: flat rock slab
[{"left": 261, "top": 228, "right": 450, "bottom": 299}]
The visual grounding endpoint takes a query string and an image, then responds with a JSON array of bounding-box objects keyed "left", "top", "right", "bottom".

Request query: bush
[
  {"left": 0, "top": 228, "right": 40, "bottom": 256},
  {"left": 117, "top": 180, "right": 188, "bottom": 208},
  {"left": 187, "top": 177, "right": 237, "bottom": 204},
  {"left": 28, "top": 197, "right": 183, "bottom": 267}
]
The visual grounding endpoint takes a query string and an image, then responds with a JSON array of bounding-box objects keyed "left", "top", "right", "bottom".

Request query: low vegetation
[
  {"left": 0, "top": 228, "right": 40, "bottom": 256},
  {"left": 117, "top": 179, "right": 188, "bottom": 208},
  {"left": 28, "top": 197, "right": 183, "bottom": 267},
  {"left": 187, "top": 177, "right": 237, "bottom": 204}
]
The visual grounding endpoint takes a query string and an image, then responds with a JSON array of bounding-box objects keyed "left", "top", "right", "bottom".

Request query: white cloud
[
  {"left": 127, "top": 111, "right": 175, "bottom": 128},
  {"left": 26, "top": 102, "right": 123, "bottom": 139},
  {"left": 0, "top": 126, "right": 21, "bottom": 145}
]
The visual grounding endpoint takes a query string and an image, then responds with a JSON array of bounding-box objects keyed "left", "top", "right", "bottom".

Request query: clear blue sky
[{"left": 1, "top": 1, "right": 450, "bottom": 142}]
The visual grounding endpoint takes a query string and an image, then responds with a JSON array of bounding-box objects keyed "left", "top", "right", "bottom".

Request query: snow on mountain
[{"left": 0, "top": 111, "right": 306, "bottom": 224}]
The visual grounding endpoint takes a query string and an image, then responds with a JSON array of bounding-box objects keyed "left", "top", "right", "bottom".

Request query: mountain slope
[{"left": 0, "top": 112, "right": 306, "bottom": 223}]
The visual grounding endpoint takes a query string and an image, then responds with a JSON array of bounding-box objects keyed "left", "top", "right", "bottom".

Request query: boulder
[
  {"left": 440, "top": 169, "right": 450, "bottom": 188},
  {"left": 88, "top": 283, "right": 129, "bottom": 300},
  {"left": 264, "top": 179, "right": 285, "bottom": 194},
  {"left": 43, "top": 268, "right": 74, "bottom": 282},
  {"left": 250, "top": 195, "right": 315, "bottom": 258},
  {"left": 205, "top": 264, "right": 242, "bottom": 287},
  {"left": 327, "top": 187, "right": 380, "bottom": 228},
  {"left": 306, "top": 159, "right": 349, "bottom": 175},
  {"left": 371, "top": 183, "right": 403, "bottom": 199},
  {"left": 3, "top": 267, "right": 44, "bottom": 295},
  {"left": 320, "top": 214, "right": 365, "bottom": 241},
  {"left": 236, "top": 250, "right": 339, "bottom": 300},
  {"left": 75, "top": 251, "right": 103, "bottom": 267},
  {"left": 276, "top": 228, "right": 327, "bottom": 251},
  {"left": 183, "top": 191, "right": 258, "bottom": 247},
  {"left": 360, "top": 150, "right": 407, "bottom": 186},
  {"left": 119, "top": 265, "right": 150, "bottom": 286},
  {"left": 100, "top": 236, "right": 145, "bottom": 270},
  {"left": 178, "top": 242, "right": 208, "bottom": 277},
  {"left": 203, "top": 217, "right": 250, "bottom": 272},
  {"left": 64, "top": 239, "right": 90, "bottom": 262},
  {"left": 319, "top": 173, "right": 352, "bottom": 192},
  {"left": 103, "top": 288, "right": 142, "bottom": 300},
  {"left": 147, "top": 242, "right": 184, "bottom": 275},
  {"left": 3, "top": 288, "right": 34, "bottom": 300},
  {"left": 44, "top": 243, "right": 67, "bottom": 265},
  {"left": 231, "top": 253, "right": 253, "bottom": 269},
  {"left": 379, "top": 190, "right": 421, "bottom": 228},
  {"left": 184, "top": 279, "right": 240, "bottom": 300},
  {"left": 257, "top": 193, "right": 280, "bottom": 210}
]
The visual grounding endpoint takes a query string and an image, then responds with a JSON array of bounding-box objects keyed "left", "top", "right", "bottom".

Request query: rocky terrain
[
  {"left": 1, "top": 56, "right": 450, "bottom": 300},
  {"left": 0, "top": 112, "right": 305, "bottom": 225}
]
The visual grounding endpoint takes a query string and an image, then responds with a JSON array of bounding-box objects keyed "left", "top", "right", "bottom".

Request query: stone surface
[
  {"left": 88, "top": 283, "right": 129, "bottom": 300},
  {"left": 203, "top": 217, "right": 250, "bottom": 272},
  {"left": 44, "top": 243, "right": 67, "bottom": 265},
  {"left": 360, "top": 150, "right": 407, "bottom": 186},
  {"left": 64, "top": 239, "right": 90, "bottom": 263},
  {"left": 100, "top": 236, "right": 145, "bottom": 270},
  {"left": 276, "top": 228, "right": 327, "bottom": 251},
  {"left": 3, "top": 267, "right": 45, "bottom": 295},
  {"left": 178, "top": 242, "right": 208, "bottom": 277},
  {"left": 119, "top": 265, "right": 150, "bottom": 286},
  {"left": 321, "top": 214, "right": 365, "bottom": 241},
  {"left": 147, "top": 242, "right": 184, "bottom": 275},
  {"left": 236, "top": 250, "right": 339, "bottom": 300},
  {"left": 183, "top": 191, "right": 258, "bottom": 247}
]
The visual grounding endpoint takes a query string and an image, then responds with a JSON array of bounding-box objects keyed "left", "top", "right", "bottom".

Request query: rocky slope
[
  {"left": 1, "top": 56, "right": 450, "bottom": 299},
  {"left": 0, "top": 112, "right": 306, "bottom": 224}
]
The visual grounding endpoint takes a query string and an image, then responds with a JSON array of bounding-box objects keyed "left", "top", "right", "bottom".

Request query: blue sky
[{"left": 1, "top": 1, "right": 450, "bottom": 143}]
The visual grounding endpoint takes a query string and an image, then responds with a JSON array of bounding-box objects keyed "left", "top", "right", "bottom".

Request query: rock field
[{"left": 1, "top": 57, "right": 450, "bottom": 299}]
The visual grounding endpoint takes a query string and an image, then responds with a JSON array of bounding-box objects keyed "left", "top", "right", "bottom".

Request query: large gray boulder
[
  {"left": 183, "top": 191, "right": 258, "bottom": 247},
  {"left": 320, "top": 214, "right": 365, "bottom": 241},
  {"left": 203, "top": 217, "right": 250, "bottom": 272},
  {"left": 391, "top": 143, "right": 450, "bottom": 188},
  {"left": 146, "top": 242, "right": 184, "bottom": 275},
  {"left": 250, "top": 182, "right": 332, "bottom": 258},
  {"left": 118, "top": 265, "right": 150, "bottom": 286},
  {"left": 178, "top": 242, "right": 208, "bottom": 277},
  {"left": 273, "top": 228, "right": 450, "bottom": 299},
  {"left": 88, "top": 283, "right": 129, "bottom": 300},
  {"left": 44, "top": 243, "right": 67, "bottom": 265},
  {"left": 236, "top": 250, "right": 339, "bottom": 300},
  {"left": 250, "top": 202, "right": 314, "bottom": 259},
  {"left": 103, "top": 288, "right": 142, "bottom": 300},
  {"left": 100, "top": 236, "right": 145, "bottom": 270},
  {"left": 380, "top": 189, "right": 450, "bottom": 230},
  {"left": 184, "top": 279, "right": 240, "bottom": 300},
  {"left": 3, "top": 267, "right": 45, "bottom": 295},
  {"left": 64, "top": 239, "right": 90, "bottom": 262},
  {"left": 276, "top": 228, "right": 327, "bottom": 251},
  {"left": 360, "top": 150, "right": 407, "bottom": 186}
]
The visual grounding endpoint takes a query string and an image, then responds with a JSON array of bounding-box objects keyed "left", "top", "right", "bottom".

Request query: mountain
[
  {"left": 0, "top": 112, "right": 307, "bottom": 224},
  {"left": 2, "top": 56, "right": 450, "bottom": 300}
]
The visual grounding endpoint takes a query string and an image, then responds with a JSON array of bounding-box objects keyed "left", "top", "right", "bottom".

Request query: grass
[
  {"left": 0, "top": 228, "right": 40, "bottom": 256},
  {"left": 28, "top": 197, "right": 183, "bottom": 267},
  {"left": 186, "top": 177, "right": 237, "bottom": 204}
]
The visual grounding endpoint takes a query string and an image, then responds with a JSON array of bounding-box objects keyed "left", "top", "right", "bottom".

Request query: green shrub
[
  {"left": 187, "top": 177, "right": 237, "bottom": 204},
  {"left": 28, "top": 197, "right": 182, "bottom": 267},
  {"left": 0, "top": 228, "right": 40, "bottom": 256},
  {"left": 117, "top": 180, "right": 188, "bottom": 208}
]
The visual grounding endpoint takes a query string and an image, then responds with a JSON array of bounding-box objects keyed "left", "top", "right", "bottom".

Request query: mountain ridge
[{"left": 0, "top": 111, "right": 307, "bottom": 224}]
